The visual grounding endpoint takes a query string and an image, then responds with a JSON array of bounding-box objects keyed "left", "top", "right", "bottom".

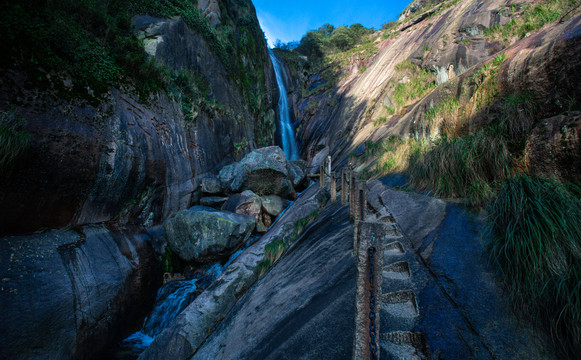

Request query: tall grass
[
  {"left": 488, "top": 175, "right": 581, "bottom": 356},
  {"left": 424, "top": 97, "right": 459, "bottom": 137},
  {"left": 0, "top": 110, "right": 30, "bottom": 169},
  {"left": 408, "top": 131, "right": 509, "bottom": 202}
]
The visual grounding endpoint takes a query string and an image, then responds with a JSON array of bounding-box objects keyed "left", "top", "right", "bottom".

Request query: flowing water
[
  {"left": 113, "top": 240, "right": 255, "bottom": 359},
  {"left": 269, "top": 50, "right": 299, "bottom": 161}
]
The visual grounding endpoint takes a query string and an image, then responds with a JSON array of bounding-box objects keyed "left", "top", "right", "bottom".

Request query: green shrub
[
  {"left": 0, "top": 110, "right": 31, "bottom": 168},
  {"left": 488, "top": 175, "right": 581, "bottom": 356}
]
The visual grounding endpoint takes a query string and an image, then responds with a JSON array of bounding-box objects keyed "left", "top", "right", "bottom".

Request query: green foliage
[
  {"left": 408, "top": 131, "right": 510, "bottom": 203},
  {"left": 326, "top": 40, "right": 379, "bottom": 70},
  {"left": 488, "top": 175, "right": 581, "bottom": 356},
  {"left": 162, "top": 246, "right": 175, "bottom": 273},
  {"left": 490, "top": 91, "right": 536, "bottom": 155},
  {"left": 373, "top": 117, "right": 389, "bottom": 127},
  {"left": 0, "top": 109, "right": 31, "bottom": 169},
  {"left": 393, "top": 61, "right": 436, "bottom": 110},
  {"left": 294, "top": 210, "right": 320, "bottom": 236},
  {"left": 294, "top": 23, "right": 375, "bottom": 60},
  {"left": 425, "top": 97, "right": 459, "bottom": 122},
  {"left": 492, "top": 53, "right": 506, "bottom": 66},
  {"left": 234, "top": 137, "right": 249, "bottom": 158},
  {"left": 382, "top": 21, "right": 397, "bottom": 30},
  {"left": 484, "top": 0, "right": 581, "bottom": 43}
]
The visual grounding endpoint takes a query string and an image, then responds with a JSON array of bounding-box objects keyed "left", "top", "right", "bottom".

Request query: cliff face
[
  {"left": 0, "top": 0, "right": 277, "bottom": 236},
  {"left": 0, "top": 1, "right": 277, "bottom": 359},
  {"left": 283, "top": 0, "right": 581, "bottom": 181}
]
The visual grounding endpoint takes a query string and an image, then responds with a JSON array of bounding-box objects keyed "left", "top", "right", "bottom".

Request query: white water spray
[{"left": 269, "top": 50, "right": 299, "bottom": 161}]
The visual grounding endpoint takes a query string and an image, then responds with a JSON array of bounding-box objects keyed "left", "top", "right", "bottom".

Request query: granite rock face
[
  {"left": 528, "top": 111, "right": 581, "bottom": 182},
  {"left": 163, "top": 206, "right": 255, "bottom": 262},
  {"left": 0, "top": 0, "right": 277, "bottom": 237},
  {"left": 0, "top": 226, "right": 159, "bottom": 360}
]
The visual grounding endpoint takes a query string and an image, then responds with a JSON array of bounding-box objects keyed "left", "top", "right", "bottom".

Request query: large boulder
[
  {"left": 261, "top": 195, "right": 286, "bottom": 217},
  {"left": 218, "top": 146, "right": 297, "bottom": 198},
  {"left": 163, "top": 206, "right": 255, "bottom": 262},
  {"left": 199, "top": 196, "right": 229, "bottom": 209},
  {"left": 222, "top": 190, "right": 266, "bottom": 232},
  {"left": 287, "top": 159, "right": 308, "bottom": 189},
  {"left": 200, "top": 175, "right": 223, "bottom": 195},
  {"left": 218, "top": 163, "right": 246, "bottom": 193}
]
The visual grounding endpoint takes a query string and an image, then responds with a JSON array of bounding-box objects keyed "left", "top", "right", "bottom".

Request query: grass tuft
[
  {"left": 488, "top": 175, "right": 581, "bottom": 356},
  {"left": 424, "top": 97, "right": 459, "bottom": 136},
  {"left": 257, "top": 239, "right": 287, "bottom": 276},
  {"left": 408, "top": 131, "right": 509, "bottom": 202},
  {"left": 484, "top": 0, "right": 581, "bottom": 44},
  {"left": 393, "top": 61, "right": 436, "bottom": 111}
]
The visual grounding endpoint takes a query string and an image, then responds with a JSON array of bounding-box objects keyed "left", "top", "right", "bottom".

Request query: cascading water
[
  {"left": 269, "top": 50, "right": 299, "bottom": 161},
  {"left": 114, "top": 237, "right": 257, "bottom": 359}
]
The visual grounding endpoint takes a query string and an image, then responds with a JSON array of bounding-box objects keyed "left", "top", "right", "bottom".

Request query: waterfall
[{"left": 269, "top": 50, "right": 299, "bottom": 161}]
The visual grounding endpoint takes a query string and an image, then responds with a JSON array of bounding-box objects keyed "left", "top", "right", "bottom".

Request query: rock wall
[
  {"left": 0, "top": 0, "right": 277, "bottom": 236},
  {"left": 0, "top": 225, "right": 162, "bottom": 360},
  {"left": 0, "top": 0, "right": 278, "bottom": 358},
  {"left": 284, "top": 0, "right": 581, "bottom": 176}
]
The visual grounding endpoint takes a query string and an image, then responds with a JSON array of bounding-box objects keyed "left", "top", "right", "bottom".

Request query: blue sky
[{"left": 253, "top": 0, "right": 411, "bottom": 47}]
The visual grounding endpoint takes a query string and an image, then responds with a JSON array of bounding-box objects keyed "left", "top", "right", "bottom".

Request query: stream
[{"left": 113, "top": 237, "right": 256, "bottom": 359}]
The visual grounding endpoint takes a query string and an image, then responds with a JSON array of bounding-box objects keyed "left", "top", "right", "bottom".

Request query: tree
[{"left": 330, "top": 26, "right": 355, "bottom": 51}]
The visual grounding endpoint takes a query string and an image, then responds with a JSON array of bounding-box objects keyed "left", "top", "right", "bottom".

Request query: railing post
[
  {"left": 354, "top": 181, "right": 362, "bottom": 222},
  {"left": 353, "top": 222, "right": 383, "bottom": 360},
  {"left": 320, "top": 164, "right": 325, "bottom": 187},
  {"left": 359, "top": 181, "right": 367, "bottom": 221},
  {"left": 353, "top": 219, "right": 360, "bottom": 257},
  {"left": 349, "top": 170, "right": 357, "bottom": 221},
  {"left": 341, "top": 168, "right": 348, "bottom": 204},
  {"left": 330, "top": 171, "right": 337, "bottom": 202}
]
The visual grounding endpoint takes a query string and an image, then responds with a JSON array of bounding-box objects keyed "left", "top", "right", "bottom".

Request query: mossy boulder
[
  {"left": 218, "top": 146, "right": 297, "bottom": 198},
  {"left": 163, "top": 206, "right": 255, "bottom": 262}
]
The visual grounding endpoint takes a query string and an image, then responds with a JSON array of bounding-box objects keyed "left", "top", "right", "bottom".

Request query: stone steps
[
  {"left": 353, "top": 181, "right": 428, "bottom": 360},
  {"left": 377, "top": 211, "right": 427, "bottom": 360}
]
